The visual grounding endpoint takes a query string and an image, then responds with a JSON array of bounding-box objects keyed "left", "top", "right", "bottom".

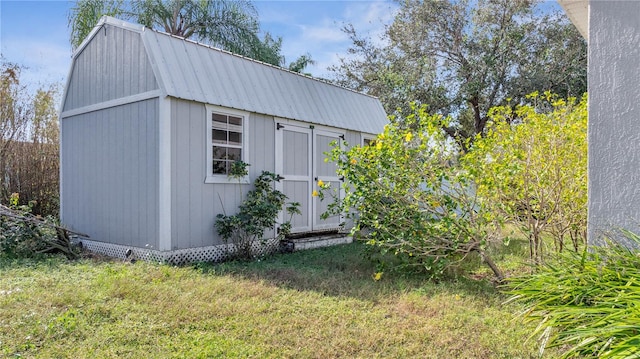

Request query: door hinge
[
  {"left": 339, "top": 134, "right": 345, "bottom": 140},
  {"left": 277, "top": 123, "right": 284, "bottom": 130}
]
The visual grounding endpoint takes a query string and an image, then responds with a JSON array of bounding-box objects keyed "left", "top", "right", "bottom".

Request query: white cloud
[
  {"left": 300, "top": 23, "right": 347, "bottom": 43},
  {"left": 266, "top": 1, "right": 397, "bottom": 79}
]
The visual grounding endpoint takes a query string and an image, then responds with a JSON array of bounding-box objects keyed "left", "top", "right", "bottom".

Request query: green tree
[
  {"left": 68, "top": 0, "right": 313, "bottom": 71},
  {"left": 322, "top": 106, "right": 504, "bottom": 281},
  {"left": 463, "top": 92, "right": 587, "bottom": 264},
  {"left": 331, "top": 0, "right": 586, "bottom": 147}
]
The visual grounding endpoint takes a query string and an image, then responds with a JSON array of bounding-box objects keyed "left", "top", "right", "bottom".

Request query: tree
[
  {"left": 331, "top": 0, "right": 587, "bottom": 147},
  {"left": 463, "top": 92, "right": 587, "bottom": 264},
  {"left": 321, "top": 105, "right": 504, "bottom": 281},
  {"left": 68, "top": 0, "right": 314, "bottom": 71},
  {"left": 0, "top": 62, "right": 28, "bottom": 164}
]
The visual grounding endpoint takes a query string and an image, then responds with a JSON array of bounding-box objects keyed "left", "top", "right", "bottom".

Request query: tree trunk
[{"left": 479, "top": 249, "right": 504, "bottom": 284}]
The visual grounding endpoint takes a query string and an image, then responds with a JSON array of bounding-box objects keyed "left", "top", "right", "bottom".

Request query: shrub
[
  {"left": 215, "top": 162, "right": 300, "bottom": 260},
  {"left": 505, "top": 230, "right": 640, "bottom": 358}
]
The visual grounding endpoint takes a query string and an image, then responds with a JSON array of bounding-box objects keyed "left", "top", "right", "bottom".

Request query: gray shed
[{"left": 60, "top": 16, "right": 388, "bottom": 263}]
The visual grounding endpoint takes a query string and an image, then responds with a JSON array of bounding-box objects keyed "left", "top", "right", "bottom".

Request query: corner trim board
[{"left": 158, "top": 96, "right": 172, "bottom": 251}]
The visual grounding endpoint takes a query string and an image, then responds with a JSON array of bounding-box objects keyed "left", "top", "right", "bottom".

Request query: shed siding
[
  {"left": 588, "top": 1, "right": 640, "bottom": 245},
  {"left": 63, "top": 25, "right": 158, "bottom": 111},
  {"left": 345, "top": 130, "right": 360, "bottom": 147},
  {"left": 61, "top": 98, "right": 160, "bottom": 248},
  {"left": 170, "top": 98, "right": 276, "bottom": 249}
]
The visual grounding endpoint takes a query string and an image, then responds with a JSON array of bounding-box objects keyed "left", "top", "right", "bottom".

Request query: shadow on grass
[{"left": 196, "top": 242, "right": 499, "bottom": 302}]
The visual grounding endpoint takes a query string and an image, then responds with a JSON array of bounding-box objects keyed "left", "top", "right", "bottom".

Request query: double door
[{"left": 275, "top": 120, "right": 344, "bottom": 234}]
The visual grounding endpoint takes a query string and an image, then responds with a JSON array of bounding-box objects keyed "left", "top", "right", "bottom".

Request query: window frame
[{"left": 205, "top": 105, "right": 250, "bottom": 184}]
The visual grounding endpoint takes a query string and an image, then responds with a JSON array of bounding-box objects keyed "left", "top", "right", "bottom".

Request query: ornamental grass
[{"left": 506, "top": 230, "right": 640, "bottom": 358}]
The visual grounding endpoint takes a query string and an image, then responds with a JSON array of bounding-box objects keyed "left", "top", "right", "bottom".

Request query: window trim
[{"left": 205, "top": 105, "right": 250, "bottom": 184}]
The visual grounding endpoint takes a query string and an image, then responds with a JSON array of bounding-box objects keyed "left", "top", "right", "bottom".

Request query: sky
[{"left": 0, "top": 0, "right": 398, "bottom": 92}]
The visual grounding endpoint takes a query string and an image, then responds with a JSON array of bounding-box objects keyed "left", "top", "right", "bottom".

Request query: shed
[
  {"left": 559, "top": 0, "right": 640, "bottom": 246},
  {"left": 60, "top": 16, "right": 388, "bottom": 263}
]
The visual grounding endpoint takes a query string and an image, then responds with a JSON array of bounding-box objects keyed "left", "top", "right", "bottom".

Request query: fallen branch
[{"left": 0, "top": 204, "right": 87, "bottom": 259}]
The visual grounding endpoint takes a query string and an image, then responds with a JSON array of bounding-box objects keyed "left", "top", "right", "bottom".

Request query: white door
[
  {"left": 312, "top": 129, "right": 343, "bottom": 230},
  {"left": 275, "top": 120, "right": 343, "bottom": 234}
]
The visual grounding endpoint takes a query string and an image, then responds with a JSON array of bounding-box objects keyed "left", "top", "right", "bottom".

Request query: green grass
[{"left": 1, "top": 242, "right": 553, "bottom": 358}]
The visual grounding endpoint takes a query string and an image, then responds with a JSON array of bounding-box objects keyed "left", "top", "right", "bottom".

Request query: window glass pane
[
  {"left": 212, "top": 113, "right": 227, "bottom": 124},
  {"left": 213, "top": 146, "right": 227, "bottom": 160},
  {"left": 228, "top": 148, "right": 241, "bottom": 161},
  {"left": 229, "top": 131, "right": 241, "bottom": 146},
  {"left": 213, "top": 160, "right": 226, "bottom": 174},
  {"left": 212, "top": 129, "right": 227, "bottom": 144},
  {"left": 228, "top": 116, "right": 242, "bottom": 126}
]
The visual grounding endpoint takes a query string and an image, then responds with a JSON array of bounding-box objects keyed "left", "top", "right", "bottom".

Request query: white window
[{"left": 205, "top": 105, "right": 249, "bottom": 183}]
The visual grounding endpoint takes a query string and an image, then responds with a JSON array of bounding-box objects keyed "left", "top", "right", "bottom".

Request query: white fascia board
[
  {"left": 140, "top": 29, "right": 169, "bottom": 101},
  {"left": 60, "top": 90, "right": 162, "bottom": 118},
  {"left": 73, "top": 16, "right": 145, "bottom": 59}
]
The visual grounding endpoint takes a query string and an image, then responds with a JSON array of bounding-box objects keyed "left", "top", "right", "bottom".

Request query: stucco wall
[{"left": 588, "top": 1, "right": 640, "bottom": 245}]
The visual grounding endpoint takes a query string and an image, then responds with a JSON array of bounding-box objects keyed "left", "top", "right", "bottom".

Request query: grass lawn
[{"left": 1, "top": 242, "right": 553, "bottom": 358}]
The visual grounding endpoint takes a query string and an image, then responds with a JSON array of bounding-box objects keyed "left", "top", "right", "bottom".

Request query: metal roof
[
  {"left": 558, "top": 0, "right": 588, "bottom": 41},
  {"left": 93, "top": 16, "right": 388, "bottom": 134}
]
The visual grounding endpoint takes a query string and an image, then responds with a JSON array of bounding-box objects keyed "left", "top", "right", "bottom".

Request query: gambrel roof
[{"left": 67, "top": 16, "right": 388, "bottom": 134}]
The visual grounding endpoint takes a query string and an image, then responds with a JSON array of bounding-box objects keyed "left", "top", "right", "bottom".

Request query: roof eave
[{"left": 558, "top": 0, "right": 589, "bottom": 41}]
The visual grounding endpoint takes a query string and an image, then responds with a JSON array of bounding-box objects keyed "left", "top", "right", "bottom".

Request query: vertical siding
[
  {"left": 345, "top": 130, "right": 360, "bottom": 148},
  {"left": 170, "top": 98, "right": 276, "bottom": 249},
  {"left": 63, "top": 25, "right": 158, "bottom": 111},
  {"left": 61, "top": 98, "right": 159, "bottom": 248}
]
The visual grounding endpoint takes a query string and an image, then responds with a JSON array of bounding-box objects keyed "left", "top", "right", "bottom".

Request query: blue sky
[{"left": 0, "top": 0, "right": 398, "bottom": 91}]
